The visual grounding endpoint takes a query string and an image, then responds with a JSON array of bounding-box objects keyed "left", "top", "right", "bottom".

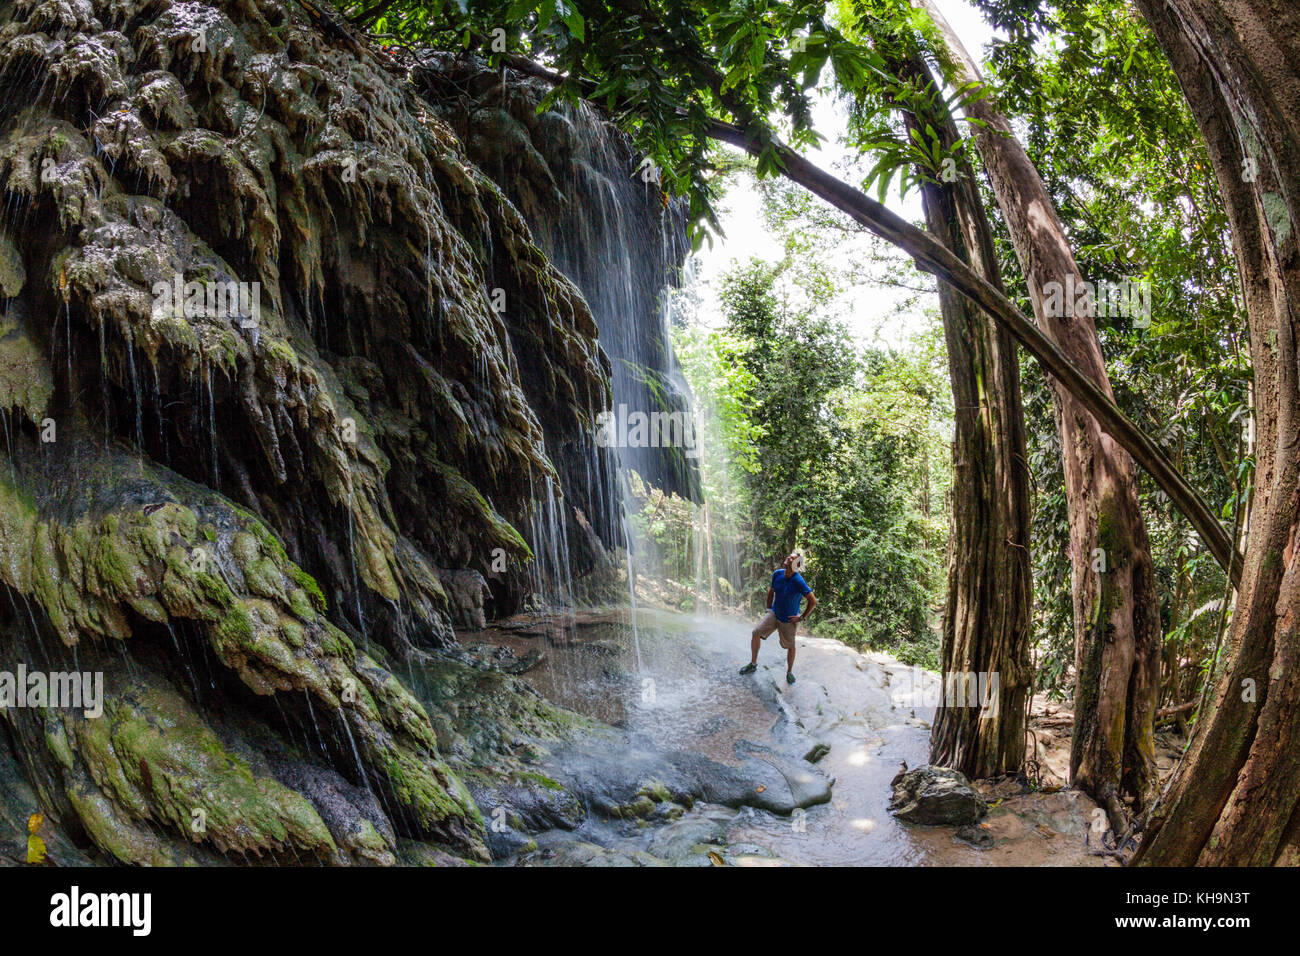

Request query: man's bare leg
[
  {"left": 786, "top": 644, "right": 795, "bottom": 676},
  {"left": 750, "top": 631, "right": 762, "bottom": 665}
]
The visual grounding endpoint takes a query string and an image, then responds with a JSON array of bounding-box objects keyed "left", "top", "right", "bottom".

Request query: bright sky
[{"left": 691, "top": 0, "right": 1000, "bottom": 350}]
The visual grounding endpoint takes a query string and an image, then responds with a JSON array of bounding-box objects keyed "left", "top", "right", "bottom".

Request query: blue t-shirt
[{"left": 771, "top": 569, "right": 812, "bottom": 622}]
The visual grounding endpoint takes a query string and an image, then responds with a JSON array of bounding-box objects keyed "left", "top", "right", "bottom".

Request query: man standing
[{"left": 740, "top": 551, "right": 818, "bottom": 685}]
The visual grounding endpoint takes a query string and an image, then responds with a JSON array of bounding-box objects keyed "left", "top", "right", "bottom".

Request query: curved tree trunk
[
  {"left": 892, "top": 58, "right": 1033, "bottom": 777},
  {"left": 1127, "top": 0, "right": 1300, "bottom": 866},
  {"left": 922, "top": 4, "right": 1163, "bottom": 823}
]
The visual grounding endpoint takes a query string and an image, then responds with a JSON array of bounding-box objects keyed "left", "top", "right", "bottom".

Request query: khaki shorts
[{"left": 752, "top": 610, "right": 798, "bottom": 650}]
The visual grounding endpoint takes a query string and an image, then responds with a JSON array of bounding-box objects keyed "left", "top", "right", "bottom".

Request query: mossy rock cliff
[{"left": 0, "top": 0, "right": 663, "bottom": 864}]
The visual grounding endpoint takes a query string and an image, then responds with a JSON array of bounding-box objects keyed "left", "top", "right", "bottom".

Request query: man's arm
[
  {"left": 766, "top": 587, "right": 775, "bottom": 610},
  {"left": 792, "top": 592, "right": 817, "bottom": 623}
]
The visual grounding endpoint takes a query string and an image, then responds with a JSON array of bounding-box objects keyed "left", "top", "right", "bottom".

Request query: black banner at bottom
[{"left": 0, "top": 864, "right": 1275, "bottom": 943}]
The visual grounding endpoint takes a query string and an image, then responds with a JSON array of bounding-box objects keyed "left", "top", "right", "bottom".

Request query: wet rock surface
[{"left": 455, "top": 610, "right": 1114, "bottom": 867}]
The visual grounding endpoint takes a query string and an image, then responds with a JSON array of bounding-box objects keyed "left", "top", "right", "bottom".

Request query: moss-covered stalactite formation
[
  {"left": 417, "top": 54, "right": 701, "bottom": 507},
  {"left": 0, "top": 0, "right": 641, "bottom": 863}
]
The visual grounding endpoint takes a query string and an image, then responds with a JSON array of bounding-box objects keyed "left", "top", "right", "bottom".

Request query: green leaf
[
  {"left": 537, "top": 0, "right": 555, "bottom": 32},
  {"left": 558, "top": 1, "right": 583, "bottom": 41}
]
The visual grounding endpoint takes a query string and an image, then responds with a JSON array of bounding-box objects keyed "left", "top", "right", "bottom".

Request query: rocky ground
[
  {"left": 6, "top": 601, "right": 1175, "bottom": 866},
  {"left": 452, "top": 608, "right": 1139, "bottom": 866}
]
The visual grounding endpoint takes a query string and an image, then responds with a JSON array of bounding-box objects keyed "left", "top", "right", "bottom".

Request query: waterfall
[
  {"left": 523, "top": 101, "right": 699, "bottom": 503},
  {"left": 626, "top": 264, "right": 745, "bottom": 616},
  {"left": 421, "top": 56, "right": 728, "bottom": 615}
]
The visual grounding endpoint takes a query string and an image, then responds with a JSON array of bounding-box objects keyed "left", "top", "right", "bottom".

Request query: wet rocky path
[{"left": 461, "top": 610, "right": 1113, "bottom": 866}]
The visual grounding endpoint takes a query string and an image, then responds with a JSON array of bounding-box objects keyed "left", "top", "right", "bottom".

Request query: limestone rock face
[
  {"left": 0, "top": 0, "right": 670, "bottom": 863},
  {"left": 438, "top": 568, "right": 489, "bottom": 630},
  {"left": 418, "top": 54, "right": 701, "bottom": 507}
]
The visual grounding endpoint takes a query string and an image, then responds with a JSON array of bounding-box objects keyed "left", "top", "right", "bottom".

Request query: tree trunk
[
  {"left": 893, "top": 57, "right": 1033, "bottom": 778},
  {"left": 1127, "top": 0, "right": 1300, "bottom": 866},
  {"left": 923, "top": 178, "right": 1033, "bottom": 776},
  {"left": 922, "top": 3, "right": 1163, "bottom": 822},
  {"left": 705, "top": 498, "right": 717, "bottom": 611},
  {"left": 920, "top": 436, "right": 931, "bottom": 521}
]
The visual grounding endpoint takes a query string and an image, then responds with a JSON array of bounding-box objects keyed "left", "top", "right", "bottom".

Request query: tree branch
[{"left": 700, "top": 119, "right": 1237, "bottom": 582}]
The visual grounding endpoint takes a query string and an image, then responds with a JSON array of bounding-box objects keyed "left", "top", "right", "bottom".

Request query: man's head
[{"left": 783, "top": 551, "right": 805, "bottom": 573}]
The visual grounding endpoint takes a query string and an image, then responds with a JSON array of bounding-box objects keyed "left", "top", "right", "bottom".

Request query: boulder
[{"left": 888, "top": 765, "right": 988, "bottom": 825}]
